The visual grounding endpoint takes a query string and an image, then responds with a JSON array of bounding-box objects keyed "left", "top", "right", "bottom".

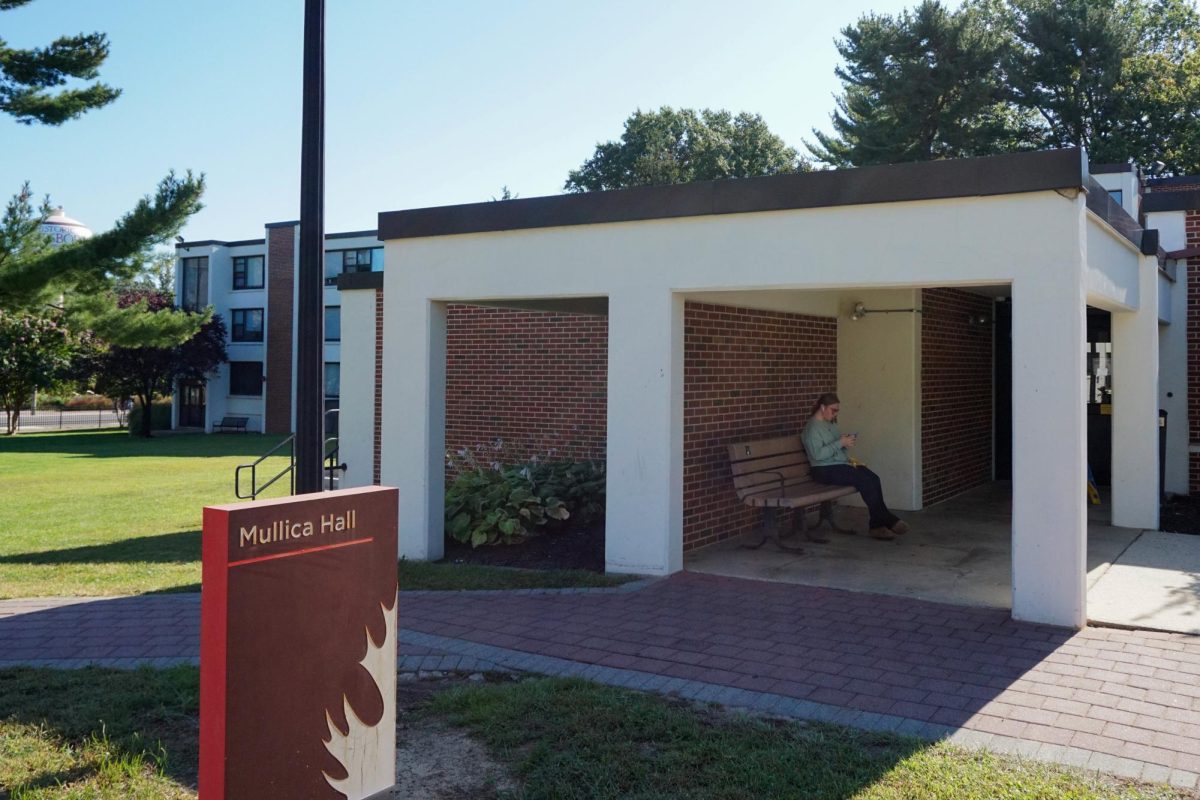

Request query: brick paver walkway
[{"left": 3, "top": 572, "right": 1200, "bottom": 789}]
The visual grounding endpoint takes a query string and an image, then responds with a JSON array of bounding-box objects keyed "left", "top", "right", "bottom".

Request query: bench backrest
[
  {"left": 219, "top": 416, "right": 246, "bottom": 425},
  {"left": 726, "top": 434, "right": 818, "bottom": 503}
]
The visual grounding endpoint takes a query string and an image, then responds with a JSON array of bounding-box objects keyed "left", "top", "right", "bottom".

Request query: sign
[{"left": 200, "top": 486, "right": 399, "bottom": 799}]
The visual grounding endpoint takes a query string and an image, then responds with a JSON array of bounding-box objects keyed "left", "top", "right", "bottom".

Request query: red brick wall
[
  {"left": 682, "top": 302, "right": 838, "bottom": 551},
  {"left": 920, "top": 289, "right": 994, "bottom": 506},
  {"left": 373, "top": 288, "right": 383, "bottom": 486},
  {"left": 265, "top": 225, "right": 295, "bottom": 434},
  {"left": 444, "top": 305, "right": 607, "bottom": 469}
]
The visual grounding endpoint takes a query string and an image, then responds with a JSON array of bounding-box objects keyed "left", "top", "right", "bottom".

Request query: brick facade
[
  {"left": 682, "top": 302, "right": 838, "bottom": 551},
  {"left": 444, "top": 305, "right": 608, "bottom": 469},
  {"left": 265, "top": 225, "right": 296, "bottom": 434},
  {"left": 920, "top": 289, "right": 994, "bottom": 506}
]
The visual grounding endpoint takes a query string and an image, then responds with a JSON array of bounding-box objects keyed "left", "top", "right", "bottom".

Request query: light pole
[{"left": 296, "top": 0, "right": 325, "bottom": 493}]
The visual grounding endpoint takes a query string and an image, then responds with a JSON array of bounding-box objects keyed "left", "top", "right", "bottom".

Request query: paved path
[{"left": 3, "top": 573, "right": 1200, "bottom": 790}]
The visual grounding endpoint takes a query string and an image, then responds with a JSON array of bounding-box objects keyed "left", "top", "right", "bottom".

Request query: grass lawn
[
  {"left": 1, "top": 668, "right": 1189, "bottom": 800},
  {"left": 0, "top": 430, "right": 291, "bottom": 598},
  {"left": 0, "top": 429, "right": 634, "bottom": 598}
]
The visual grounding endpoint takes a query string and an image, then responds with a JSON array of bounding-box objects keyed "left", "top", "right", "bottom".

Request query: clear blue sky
[{"left": 2, "top": 0, "right": 940, "bottom": 242}]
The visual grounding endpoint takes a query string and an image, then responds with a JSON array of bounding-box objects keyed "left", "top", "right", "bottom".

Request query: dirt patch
[
  {"left": 441, "top": 520, "right": 604, "bottom": 572},
  {"left": 1161, "top": 496, "right": 1200, "bottom": 535},
  {"left": 395, "top": 675, "right": 520, "bottom": 800}
]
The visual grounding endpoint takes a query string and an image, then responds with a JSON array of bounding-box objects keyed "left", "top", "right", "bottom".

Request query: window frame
[
  {"left": 324, "top": 361, "right": 340, "bottom": 399},
  {"left": 232, "top": 255, "right": 265, "bottom": 290},
  {"left": 324, "top": 305, "right": 341, "bottom": 342},
  {"left": 230, "top": 308, "right": 264, "bottom": 343},
  {"left": 228, "top": 361, "right": 264, "bottom": 397}
]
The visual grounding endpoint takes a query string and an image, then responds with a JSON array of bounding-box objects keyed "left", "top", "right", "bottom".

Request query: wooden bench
[
  {"left": 727, "top": 434, "right": 858, "bottom": 551},
  {"left": 214, "top": 416, "right": 249, "bottom": 433}
]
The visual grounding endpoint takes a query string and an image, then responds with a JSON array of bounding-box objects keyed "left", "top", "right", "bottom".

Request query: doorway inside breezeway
[{"left": 439, "top": 300, "right": 609, "bottom": 573}]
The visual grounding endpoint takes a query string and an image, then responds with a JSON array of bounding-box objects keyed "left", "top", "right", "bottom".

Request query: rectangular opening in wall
[
  {"left": 229, "top": 361, "right": 263, "bottom": 396},
  {"left": 231, "top": 308, "right": 264, "bottom": 342}
]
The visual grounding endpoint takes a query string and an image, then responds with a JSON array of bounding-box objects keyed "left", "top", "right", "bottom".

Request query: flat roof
[{"left": 379, "top": 149, "right": 1090, "bottom": 241}]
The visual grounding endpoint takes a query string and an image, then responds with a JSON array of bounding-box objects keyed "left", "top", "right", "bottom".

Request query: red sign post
[{"left": 200, "top": 486, "right": 398, "bottom": 799}]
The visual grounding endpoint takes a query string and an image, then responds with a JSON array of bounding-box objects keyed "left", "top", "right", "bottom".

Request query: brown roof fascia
[
  {"left": 1143, "top": 190, "right": 1200, "bottom": 212},
  {"left": 336, "top": 271, "right": 383, "bottom": 291},
  {"left": 379, "top": 148, "right": 1087, "bottom": 241}
]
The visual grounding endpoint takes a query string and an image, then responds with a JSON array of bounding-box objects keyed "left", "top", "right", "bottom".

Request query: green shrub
[
  {"left": 64, "top": 394, "right": 115, "bottom": 411},
  {"left": 127, "top": 400, "right": 172, "bottom": 434},
  {"left": 445, "top": 444, "right": 607, "bottom": 549}
]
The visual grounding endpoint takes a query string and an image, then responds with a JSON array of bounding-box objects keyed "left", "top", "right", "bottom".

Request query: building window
[
  {"left": 229, "top": 361, "right": 263, "bottom": 396},
  {"left": 181, "top": 256, "right": 209, "bottom": 311},
  {"left": 1107, "top": 189, "right": 1123, "bottom": 207},
  {"left": 324, "top": 362, "right": 340, "bottom": 398},
  {"left": 325, "top": 306, "right": 340, "bottom": 341},
  {"left": 233, "top": 255, "right": 265, "bottom": 290},
  {"left": 343, "top": 249, "right": 373, "bottom": 273},
  {"left": 230, "top": 308, "right": 264, "bottom": 342}
]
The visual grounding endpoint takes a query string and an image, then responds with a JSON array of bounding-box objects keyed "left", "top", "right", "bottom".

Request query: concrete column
[
  {"left": 605, "top": 289, "right": 683, "bottom": 574},
  {"left": 1111, "top": 255, "right": 1161, "bottom": 529},
  {"left": 336, "top": 288, "right": 377, "bottom": 490},
  {"left": 1010, "top": 271, "right": 1088, "bottom": 628},
  {"left": 381, "top": 295, "right": 446, "bottom": 561}
]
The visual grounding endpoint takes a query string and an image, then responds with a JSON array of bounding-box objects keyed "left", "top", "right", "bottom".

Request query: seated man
[{"left": 801, "top": 392, "right": 910, "bottom": 541}]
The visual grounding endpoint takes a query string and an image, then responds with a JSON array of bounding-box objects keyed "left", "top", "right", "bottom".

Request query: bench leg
[
  {"left": 741, "top": 507, "right": 804, "bottom": 552},
  {"left": 820, "top": 501, "right": 857, "bottom": 535},
  {"left": 793, "top": 505, "right": 830, "bottom": 543}
]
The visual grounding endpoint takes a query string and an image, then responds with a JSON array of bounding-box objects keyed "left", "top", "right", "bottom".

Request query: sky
[{"left": 2, "top": 0, "right": 946, "bottom": 242}]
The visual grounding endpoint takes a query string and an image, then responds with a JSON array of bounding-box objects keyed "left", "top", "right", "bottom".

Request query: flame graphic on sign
[{"left": 322, "top": 599, "right": 396, "bottom": 799}]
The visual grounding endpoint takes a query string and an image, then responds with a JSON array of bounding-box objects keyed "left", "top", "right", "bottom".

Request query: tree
[
  {"left": 0, "top": 173, "right": 204, "bottom": 311},
  {"left": 0, "top": 0, "right": 121, "bottom": 125},
  {"left": 0, "top": 309, "right": 72, "bottom": 434},
  {"left": 812, "top": 0, "right": 1200, "bottom": 172},
  {"left": 566, "top": 107, "right": 806, "bottom": 192},
  {"left": 809, "top": 1, "right": 1039, "bottom": 167},
  {"left": 90, "top": 291, "right": 227, "bottom": 437},
  {"left": 1006, "top": 0, "right": 1200, "bottom": 173}
]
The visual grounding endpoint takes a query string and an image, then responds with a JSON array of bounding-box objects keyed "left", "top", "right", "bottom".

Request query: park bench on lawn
[
  {"left": 727, "top": 434, "right": 859, "bottom": 551},
  {"left": 214, "top": 416, "right": 249, "bottom": 433}
]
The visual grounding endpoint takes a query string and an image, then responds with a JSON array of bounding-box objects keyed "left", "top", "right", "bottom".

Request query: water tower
[{"left": 39, "top": 207, "right": 93, "bottom": 246}]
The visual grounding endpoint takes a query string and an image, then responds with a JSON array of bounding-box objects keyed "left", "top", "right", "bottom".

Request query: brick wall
[
  {"left": 682, "top": 302, "right": 838, "bottom": 551},
  {"left": 373, "top": 288, "right": 384, "bottom": 486},
  {"left": 265, "top": 225, "right": 295, "bottom": 434},
  {"left": 920, "top": 289, "right": 994, "bottom": 505},
  {"left": 444, "top": 305, "right": 607, "bottom": 470}
]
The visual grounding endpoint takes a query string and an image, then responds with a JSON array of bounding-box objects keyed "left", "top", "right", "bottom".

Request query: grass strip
[
  {"left": 0, "top": 430, "right": 290, "bottom": 598},
  {"left": 0, "top": 666, "right": 197, "bottom": 799},
  {"left": 400, "top": 559, "right": 636, "bottom": 591},
  {"left": 430, "top": 677, "right": 1189, "bottom": 800}
]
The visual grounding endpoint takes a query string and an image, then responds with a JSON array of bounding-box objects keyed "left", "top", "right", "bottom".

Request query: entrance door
[
  {"left": 180, "top": 382, "right": 206, "bottom": 428},
  {"left": 1086, "top": 308, "right": 1113, "bottom": 485}
]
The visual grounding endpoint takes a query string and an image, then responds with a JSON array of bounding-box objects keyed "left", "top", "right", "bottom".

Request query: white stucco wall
[
  {"left": 367, "top": 187, "right": 1151, "bottom": 628},
  {"left": 1148, "top": 210, "right": 1190, "bottom": 496},
  {"left": 338, "top": 288, "right": 377, "bottom": 490},
  {"left": 836, "top": 289, "right": 921, "bottom": 510}
]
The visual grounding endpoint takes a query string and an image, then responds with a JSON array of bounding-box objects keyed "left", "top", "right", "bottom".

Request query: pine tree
[
  {"left": 0, "top": 0, "right": 121, "bottom": 125},
  {"left": 809, "top": 0, "right": 1037, "bottom": 168}
]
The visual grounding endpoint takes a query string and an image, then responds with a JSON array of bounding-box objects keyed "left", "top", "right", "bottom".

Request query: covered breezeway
[{"left": 345, "top": 148, "right": 1165, "bottom": 630}]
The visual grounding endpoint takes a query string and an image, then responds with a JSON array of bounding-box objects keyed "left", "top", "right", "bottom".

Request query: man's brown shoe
[
  {"left": 890, "top": 520, "right": 910, "bottom": 536},
  {"left": 869, "top": 526, "right": 896, "bottom": 540}
]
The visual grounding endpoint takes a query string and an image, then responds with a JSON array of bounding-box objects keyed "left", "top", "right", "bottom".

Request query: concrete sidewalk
[{"left": 2, "top": 573, "right": 1200, "bottom": 790}]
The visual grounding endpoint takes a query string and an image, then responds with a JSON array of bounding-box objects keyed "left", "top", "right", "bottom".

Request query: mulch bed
[
  {"left": 441, "top": 520, "right": 605, "bottom": 572},
  {"left": 1160, "top": 496, "right": 1200, "bottom": 535}
]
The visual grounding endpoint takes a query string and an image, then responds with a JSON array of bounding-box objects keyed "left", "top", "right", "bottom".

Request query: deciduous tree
[
  {"left": 0, "top": 309, "right": 72, "bottom": 434},
  {"left": 89, "top": 291, "right": 227, "bottom": 437},
  {"left": 566, "top": 107, "right": 805, "bottom": 192}
]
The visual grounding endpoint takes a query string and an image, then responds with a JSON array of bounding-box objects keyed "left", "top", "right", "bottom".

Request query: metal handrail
[
  {"left": 233, "top": 408, "right": 344, "bottom": 500},
  {"left": 235, "top": 434, "right": 296, "bottom": 500}
]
